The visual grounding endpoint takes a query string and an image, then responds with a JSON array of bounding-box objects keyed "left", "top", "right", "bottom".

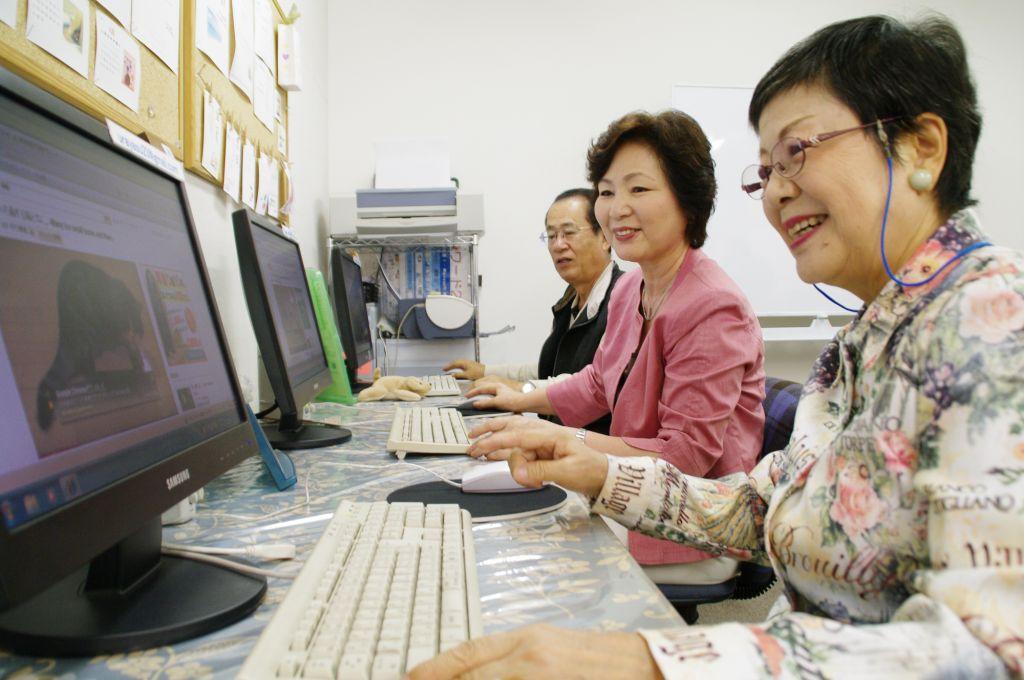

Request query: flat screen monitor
[
  {"left": 329, "top": 248, "right": 374, "bottom": 387},
  {"left": 0, "top": 66, "right": 264, "bottom": 655},
  {"left": 232, "top": 209, "right": 351, "bottom": 449}
]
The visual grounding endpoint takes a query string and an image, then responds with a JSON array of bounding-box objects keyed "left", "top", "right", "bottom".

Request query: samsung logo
[{"left": 166, "top": 469, "right": 190, "bottom": 491}]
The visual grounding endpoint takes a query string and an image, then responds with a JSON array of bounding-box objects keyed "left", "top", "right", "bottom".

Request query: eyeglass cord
[{"left": 813, "top": 154, "right": 991, "bottom": 314}]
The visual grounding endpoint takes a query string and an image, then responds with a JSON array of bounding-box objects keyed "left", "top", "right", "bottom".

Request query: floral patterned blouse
[{"left": 592, "top": 212, "right": 1023, "bottom": 678}]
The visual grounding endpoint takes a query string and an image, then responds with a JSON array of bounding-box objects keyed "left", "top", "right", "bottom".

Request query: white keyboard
[
  {"left": 420, "top": 374, "right": 461, "bottom": 397},
  {"left": 239, "top": 500, "right": 482, "bottom": 680},
  {"left": 387, "top": 407, "right": 470, "bottom": 457}
]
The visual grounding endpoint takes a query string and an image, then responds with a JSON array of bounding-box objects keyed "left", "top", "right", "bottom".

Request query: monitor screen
[
  {"left": 331, "top": 249, "right": 373, "bottom": 383},
  {"left": 0, "top": 95, "right": 240, "bottom": 532},
  {"left": 233, "top": 210, "right": 350, "bottom": 451},
  {"left": 0, "top": 68, "right": 262, "bottom": 656},
  {"left": 250, "top": 224, "right": 325, "bottom": 387}
]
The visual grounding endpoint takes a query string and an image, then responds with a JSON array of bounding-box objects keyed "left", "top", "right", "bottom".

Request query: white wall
[
  {"left": 325, "top": 0, "right": 1024, "bottom": 379},
  {"left": 185, "top": 0, "right": 329, "bottom": 398}
]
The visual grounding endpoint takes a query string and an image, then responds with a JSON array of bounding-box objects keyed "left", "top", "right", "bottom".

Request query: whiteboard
[{"left": 671, "top": 85, "right": 861, "bottom": 316}]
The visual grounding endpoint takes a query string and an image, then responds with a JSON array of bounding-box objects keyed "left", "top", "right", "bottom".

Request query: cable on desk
[
  {"left": 164, "top": 542, "right": 297, "bottom": 561},
  {"left": 161, "top": 548, "right": 296, "bottom": 580},
  {"left": 255, "top": 401, "right": 278, "bottom": 419},
  {"left": 400, "top": 461, "right": 462, "bottom": 489}
]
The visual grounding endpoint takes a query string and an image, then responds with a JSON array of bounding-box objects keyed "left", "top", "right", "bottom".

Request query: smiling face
[
  {"left": 545, "top": 196, "right": 609, "bottom": 287},
  {"left": 594, "top": 141, "right": 688, "bottom": 267},
  {"left": 757, "top": 84, "right": 917, "bottom": 300}
]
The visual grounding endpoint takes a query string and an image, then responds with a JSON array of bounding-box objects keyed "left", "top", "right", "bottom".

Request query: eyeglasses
[
  {"left": 740, "top": 118, "right": 897, "bottom": 199},
  {"left": 539, "top": 227, "right": 583, "bottom": 246}
]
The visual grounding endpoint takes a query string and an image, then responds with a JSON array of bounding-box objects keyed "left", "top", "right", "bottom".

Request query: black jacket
[{"left": 538, "top": 263, "right": 623, "bottom": 434}]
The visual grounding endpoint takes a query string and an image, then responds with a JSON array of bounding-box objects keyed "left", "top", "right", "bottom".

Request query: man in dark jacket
[{"left": 444, "top": 188, "right": 622, "bottom": 433}]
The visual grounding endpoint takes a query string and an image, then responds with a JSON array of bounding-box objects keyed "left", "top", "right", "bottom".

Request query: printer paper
[{"left": 373, "top": 139, "right": 451, "bottom": 189}]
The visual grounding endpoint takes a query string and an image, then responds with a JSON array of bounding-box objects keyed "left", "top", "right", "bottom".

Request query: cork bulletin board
[
  {"left": 0, "top": 0, "right": 183, "bottom": 157},
  {"left": 181, "top": 0, "right": 289, "bottom": 192}
]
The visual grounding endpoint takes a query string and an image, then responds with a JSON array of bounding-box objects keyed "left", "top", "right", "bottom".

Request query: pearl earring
[{"left": 909, "top": 169, "right": 933, "bottom": 192}]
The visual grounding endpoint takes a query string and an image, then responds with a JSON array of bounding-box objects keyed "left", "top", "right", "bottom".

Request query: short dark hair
[
  {"left": 549, "top": 188, "right": 599, "bottom": 234},
  {"left": 748, "top": 14, "right": 980, "bottom": 217},
  {"left": 586, "top": 111, "right": 716, "bottom": 249}
]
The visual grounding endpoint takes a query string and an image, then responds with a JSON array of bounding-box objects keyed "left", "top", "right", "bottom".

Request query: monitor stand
[
  {"left": 0, "top": 519, "right": 266, "bottom": 656},
  {"left": 261, "top": 409, "right": 352, "bottom": 450}
]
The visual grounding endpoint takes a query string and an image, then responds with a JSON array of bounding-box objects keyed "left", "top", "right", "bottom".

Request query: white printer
[{"left": 330, "top": 188, "right": 485, "bottom": 236}]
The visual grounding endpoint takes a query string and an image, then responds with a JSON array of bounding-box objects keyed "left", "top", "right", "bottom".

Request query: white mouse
[{"left": 460, "top": 460, "right": 538, "bottom": 494}]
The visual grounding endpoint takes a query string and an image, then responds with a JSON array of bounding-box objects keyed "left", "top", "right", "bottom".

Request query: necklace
[{"left": 641, "top": 282, "right": 673, "bottom": 321}]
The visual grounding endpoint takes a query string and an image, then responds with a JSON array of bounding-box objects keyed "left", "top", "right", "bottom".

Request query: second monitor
[{"left": 232, "top": 209, "right": 351, "bottom": 450}]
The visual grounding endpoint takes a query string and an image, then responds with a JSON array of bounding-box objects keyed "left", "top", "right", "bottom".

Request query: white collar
[{"left": 573, "top": 261, "right": 615, "bottom": 323}]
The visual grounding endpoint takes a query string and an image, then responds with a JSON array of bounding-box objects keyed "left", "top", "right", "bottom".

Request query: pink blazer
[{"left": 547, "top": 248, "right": 765, "bottom": 565}]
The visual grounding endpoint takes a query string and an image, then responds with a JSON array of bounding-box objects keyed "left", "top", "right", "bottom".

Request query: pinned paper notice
[
  {"left": 229, "top": 0, "right": 255, "bottom": 101},
  {"left": 253, "top": 59, "right": 275, "bottom": 132},
  {"left": 267, "top": 157, "right": 279, "bottom": 218},
  {"left": 196, "top": 0, "right": 229, "bottom": 76},
  {"left": 26, "top": 0, "right": 91, "bottom": 77},
  {"left": 253, "top": 0, "right": 275, "bottom": 76},
  {"left": 94, "top": 11, "right": 141, "bottom": 111},
  {"left": 96, "top": 0, "right": 130, "bottom": 27},
  {"left": 255, "top": 151, "right": 269, "bottom": 214},
  {"left": 241, "top": 138, "right": 257, "bottom": 209},
  {"left": 0, "top": 0, "right": 17, "bottom": 28},
  {"left": 222, "top": 125, "right": 242, "bottom": 202},
  {"left": 200, "top": 91, "right": 225, "bottom": 179},
  {"left": 131, "top": 0, "right": 179, "bottom": 74},
  {"left": 373, "top": 139, "right": 451, "bottom": 189}
]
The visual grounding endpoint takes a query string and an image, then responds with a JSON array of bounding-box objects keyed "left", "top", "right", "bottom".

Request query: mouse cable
[
  {"left": 161, "top": 547, "right": 296, "bottom": 580},
  {"left": 163, "top": 541, "right": 296, "bottom": 561},
  {"left": 400, "top": 460, "right": 462, "bottom": 488}
]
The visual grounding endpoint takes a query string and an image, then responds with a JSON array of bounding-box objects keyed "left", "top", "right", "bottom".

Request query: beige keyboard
[
  {"left": 387, "top": 407, "right": 470, "bottom": 458},
  {"left": 238, "top": 500, "right": 482, "bottom": 680},
  {"left": 420, "top": 374, "right": 461, "bottom": 397}
]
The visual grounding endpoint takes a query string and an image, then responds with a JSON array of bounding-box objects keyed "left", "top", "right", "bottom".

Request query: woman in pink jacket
[{"left": 468, "top": 110, "right": 765, "bottom": 585}]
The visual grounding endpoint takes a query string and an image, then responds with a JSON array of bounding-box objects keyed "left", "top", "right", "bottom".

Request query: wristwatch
[{"left": 521, "top": 381, "right": 537, "bottom": 394}]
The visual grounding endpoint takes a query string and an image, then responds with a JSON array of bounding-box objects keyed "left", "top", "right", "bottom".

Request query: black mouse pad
[{"left": 386, "top": 480, "right": 568, "bottom": 522}]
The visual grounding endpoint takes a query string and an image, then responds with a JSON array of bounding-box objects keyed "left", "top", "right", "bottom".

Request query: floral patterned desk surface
[{"left": 1, "top": 400, "right": 682, "bottom": 679}]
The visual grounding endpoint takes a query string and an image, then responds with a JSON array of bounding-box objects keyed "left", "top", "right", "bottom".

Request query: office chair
[{"left": 656, "top": 376, "right": 803, "bottom": 624}]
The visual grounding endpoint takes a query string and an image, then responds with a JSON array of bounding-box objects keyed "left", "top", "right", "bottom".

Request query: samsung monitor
[
  {"left": 232, "top": 209, "right": 351, "bottom": 450},
  {"left": 329, "top": 248, "right": 374, "bottom": 388},
  {"left": 0, "top": 66, "right": 264, "bottom": 656}
]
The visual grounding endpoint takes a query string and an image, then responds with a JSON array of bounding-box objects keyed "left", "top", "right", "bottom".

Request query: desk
[{"left": 0, "top": 398, "right": 683, "bottom": 678}]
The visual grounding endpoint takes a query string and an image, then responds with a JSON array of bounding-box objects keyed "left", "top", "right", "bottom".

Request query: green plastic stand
[{"left": 305, "top": 268, "right": 356, "bottom": 405}]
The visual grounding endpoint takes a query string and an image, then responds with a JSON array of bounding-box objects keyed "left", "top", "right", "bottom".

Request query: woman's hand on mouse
[
  {"left": 468, "top": 417, "right": 608, "bottom": 496},
  {"left": 464, "top": 382, "right": 526, "bottom": 412}
]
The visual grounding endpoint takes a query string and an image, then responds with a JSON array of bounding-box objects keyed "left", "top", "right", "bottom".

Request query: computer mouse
[
  {"left": 455, "top": 397, "right": 510, "bottom": 417},
  {"left": 455, "top": 396, "right": 489, "bottom": 411},
  {"left": 460, "top": 460, "right": 538, "bottom": 494}
]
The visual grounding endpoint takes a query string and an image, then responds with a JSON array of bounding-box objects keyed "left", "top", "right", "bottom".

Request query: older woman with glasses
[
  {"left": 409, "top": 15, "right": 1023, "bottom": 679},
  {"left": 465, "top": 110, "right": 766, "bottom": 588}
]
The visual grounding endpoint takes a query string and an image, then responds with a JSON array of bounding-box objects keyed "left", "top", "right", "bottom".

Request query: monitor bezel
[
  {"left": 232, "top": 208, "right": 333, "bottom": 423},
  {"left": 329, "top": 248, "right": 374, "bottom": 385},
  {"left": 0, "top": 66, "right": 257, "bottom": 610}
]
